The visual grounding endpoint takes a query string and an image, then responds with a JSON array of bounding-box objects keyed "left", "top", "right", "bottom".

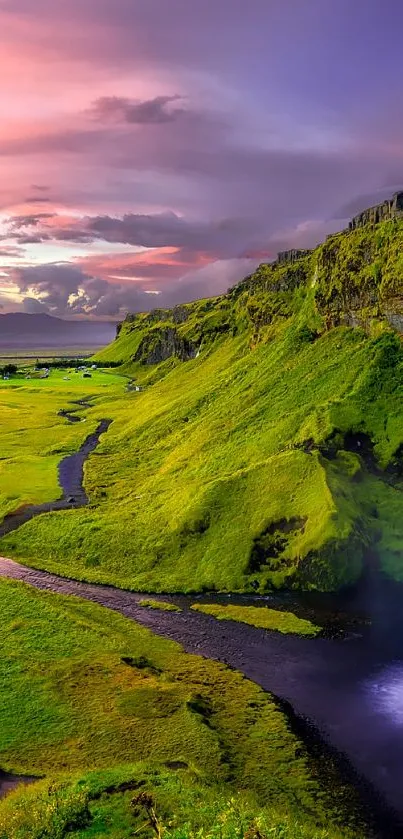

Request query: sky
[{"left": 0, "top": 0, "right": 402, "bottom": 320}]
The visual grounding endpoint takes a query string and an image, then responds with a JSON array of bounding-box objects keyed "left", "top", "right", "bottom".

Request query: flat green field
[
  {"left": 0, "top": 367, "right": 125, "bottom": 390},
  {"left": 0, "top": 349, "right": 96, "bottom": 361},
  {"left": 0, "top": 579, "right": 359, "bottom": 838}
]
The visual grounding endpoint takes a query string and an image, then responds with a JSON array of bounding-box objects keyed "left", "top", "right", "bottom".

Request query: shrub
[
  {"left": 2, "top": 364, "right": 17, "bottom": 376},
  {"left": 0, "top": 780, "right": 91, "bottom": 839}
]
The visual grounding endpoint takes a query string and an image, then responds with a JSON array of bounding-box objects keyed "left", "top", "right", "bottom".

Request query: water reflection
[{"left": 365, "top": 662, "right": 403, "bottom": 725}]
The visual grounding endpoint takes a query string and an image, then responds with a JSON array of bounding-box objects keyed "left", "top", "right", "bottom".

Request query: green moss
[
  {"left": 190, "top": 604, "right": 320, "bottom": 636},
  {"left": 139, "top": 598, "right": 182, "bottom": 612},
  {"left": 0, "top": 763, "right": 360, "bottom": 839}
]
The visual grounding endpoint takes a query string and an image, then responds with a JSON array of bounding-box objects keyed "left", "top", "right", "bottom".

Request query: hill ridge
[{"left": 0, "top": 312, "right": 116, "bottom": 348}]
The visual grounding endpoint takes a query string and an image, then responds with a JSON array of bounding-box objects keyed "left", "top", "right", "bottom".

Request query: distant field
[
  {"left": 0, "top": 348, "right": 100, "bottom": 363},
  {"left": 0, "top": 366, "right": 126, "bottom": 390}
]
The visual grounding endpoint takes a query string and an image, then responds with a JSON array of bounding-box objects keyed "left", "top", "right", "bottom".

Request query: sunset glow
[{"left": 0, "top": 0, "right": 402, "bottom": 318}]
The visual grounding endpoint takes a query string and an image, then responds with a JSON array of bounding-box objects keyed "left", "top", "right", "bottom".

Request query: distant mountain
[{"left": 0, "top": 313, "right": 116, "bottom": 349}]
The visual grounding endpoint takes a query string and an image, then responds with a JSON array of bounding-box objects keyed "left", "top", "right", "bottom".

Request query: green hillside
[{"left": 3, "top": 217, "right": 403, "bottom": 592}]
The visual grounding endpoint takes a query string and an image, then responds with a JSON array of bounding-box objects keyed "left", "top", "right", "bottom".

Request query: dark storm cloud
[
  {"left": 17, "top": 234, "right": 51, "bottom": 244},
  {"left": 87, "top": 212, "right": 253, "bottom": 254},
  {"left": 6, "top": 207, "right": 256, "bottom": 260},
  {"left": 0, "top": 108, "right": 373, "bottom": 239},
  {"left": 12, "top": 257, "right": 257, "bottom": 318},
  {"left": 3, "top": 0, "right": 403, "bottom": 318},
  {"left": 44, "top": 228, "right": 98, "bottom": 244},
  {"left": 22, "top": 296, "right": 49, "bottom": 314},
  {"left": 10, "top": 213, "right": 55, "bottom": 229},
  {"left": 90, "top": 94, "right": 185, "bottom": 124},
  {"left": 23, "top": 196, "right": 52, "bottom": 204},
  {"left": 12, "top": 262, "right": 165, "bottom": 317}
]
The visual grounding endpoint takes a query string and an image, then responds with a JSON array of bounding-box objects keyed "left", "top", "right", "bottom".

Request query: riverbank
[
  {"left": 0, "top": 573, "right": 368, "bottom": 839},
  {"left": 0, "top": 556, "right": 402, "bottom": 835}
]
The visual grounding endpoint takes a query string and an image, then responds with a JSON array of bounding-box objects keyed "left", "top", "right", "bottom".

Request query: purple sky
[{"left": 0, "top": 0, "right": 402, "bottom": 318}]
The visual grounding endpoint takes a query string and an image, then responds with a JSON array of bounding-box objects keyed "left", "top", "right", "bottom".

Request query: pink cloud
[{"left": 1, "top": 0, "right": 403, "bottom": 318}]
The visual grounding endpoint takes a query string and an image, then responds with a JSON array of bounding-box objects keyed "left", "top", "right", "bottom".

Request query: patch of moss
[{"left": 190, "top": 604, "right": 320, "bottom": 636}]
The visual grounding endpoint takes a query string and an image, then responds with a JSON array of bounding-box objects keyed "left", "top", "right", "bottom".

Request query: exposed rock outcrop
[
  {"left": 133, "top": 327, "right": 197, "bottom": 364},
  {"left": 349, "top": 191, "right": 403, "bottom": 230},
  {"left": 276, "top": 249, "right": 312, "bottom": 264}
]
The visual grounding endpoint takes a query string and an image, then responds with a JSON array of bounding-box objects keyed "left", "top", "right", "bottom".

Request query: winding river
[{"left": 2, "top": 411, "right": 403, "bottom": 835}]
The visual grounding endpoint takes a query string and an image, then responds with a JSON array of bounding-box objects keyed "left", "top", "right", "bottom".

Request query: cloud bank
[{"left": 0, "top": 0, "right": 403, "bottom": 317}]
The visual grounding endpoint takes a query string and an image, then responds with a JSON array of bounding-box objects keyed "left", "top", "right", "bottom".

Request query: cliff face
[
  {"left": 276, "top": 248, "right": 312, "bottom": 264},
  {"left": 102, "top": 197, "right": 403, "bottom": 371},
  {"left": 349, "top": 191, "right": 403, "bottom": 230},
  {"left": 133, "top": 326, "right": 197, "bottom": 364},
  {"left": 314, "top": 217, "right": 403, "bottom": 332}
]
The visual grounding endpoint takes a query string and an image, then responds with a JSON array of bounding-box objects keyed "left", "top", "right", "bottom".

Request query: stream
[
  {"left": 1, "top": 557, "right": 403, "bottom": 834},
  {"left": 0, "top": 418, "right": 111, "bottom": 538},
  {"left": 2, "top": 412, "right": 403, "bottom": 834}
]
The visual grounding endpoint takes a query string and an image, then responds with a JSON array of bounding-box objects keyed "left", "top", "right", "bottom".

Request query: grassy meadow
[
  {"left": 139, "top": 598, "right": 182, "bottom": 612},
  {"left": 0, "top": 578, "right": 361, "bottom": 838}
]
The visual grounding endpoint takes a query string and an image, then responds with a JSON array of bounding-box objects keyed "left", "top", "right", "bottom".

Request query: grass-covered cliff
[{"left": 4, "top": 216, "right": 403, "bottom": 592}]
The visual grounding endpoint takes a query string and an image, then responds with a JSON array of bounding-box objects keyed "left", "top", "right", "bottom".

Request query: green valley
[
  {"left": 3, "top": 5, "right": 403, "bottom": 837},
  {"left": 2, "top": 203, "right": 403, "bottom": 838},
  {"left": 3, "top": 216, "right": 403, "bottom": 592}
]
